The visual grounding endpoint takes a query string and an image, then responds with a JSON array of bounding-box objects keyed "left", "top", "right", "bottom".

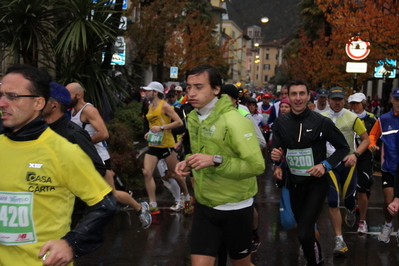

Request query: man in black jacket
[
  {"left": 41, "top": 82, "right": 151, "bottom": 230},
  {"left": 271, "top": 79, "right": 349, "bottom": 266},
  {"left": 42, "top": 82, "right": 107, "bottom": 177}
]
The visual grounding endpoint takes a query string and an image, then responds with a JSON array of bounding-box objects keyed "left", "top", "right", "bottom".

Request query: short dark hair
[
  {"left": 157, "top": 92, "right": 164, "bottom": 99},
  {"left": 167, "top": 90, "right": 177, "bottom": 98},
  {"left": 6, "top": 64, "right": 51, "bottom": 102},
  {"left": 287, "top": 79, "right": 310, "bottom": 94},
  {"left": 186, "top": 64, "right": 222, "bottom": 90}
]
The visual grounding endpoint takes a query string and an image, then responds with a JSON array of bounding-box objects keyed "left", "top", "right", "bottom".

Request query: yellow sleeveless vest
[{"left": 146, "top": 100, "right": 175, "bottom": 148}]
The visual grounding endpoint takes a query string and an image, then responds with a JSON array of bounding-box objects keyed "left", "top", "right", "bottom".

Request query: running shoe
[
  {"left": 357, "top": 221, "right": 368, "bottom": 234},
  {"left": 344, "top": 209, "right": 356, "bottom": 228},
  {"left": 333, "top": 237, "right": 348, "bottom": 257},
  {"left": 251, "top": 235, "right": 261, "bottom": 253},
  {"left": 149, "top": 205, "right": 160, "bottom": 215},
  {"left": 184, "top": 196, "right": 194, "bottom": 215},
  {"left": 378, "top": 224, "right": 393, "bottom": 243},
  {"left": 169, "top": 201, "right": 182, "bottom": 212},
  {"left": 138, "top": 202, "right": 152, "bottom": 229}
]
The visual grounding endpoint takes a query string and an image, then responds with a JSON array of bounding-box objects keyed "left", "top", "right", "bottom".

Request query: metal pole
[{"left": 353, "top": 73, "right": 358, "bottom": 92}]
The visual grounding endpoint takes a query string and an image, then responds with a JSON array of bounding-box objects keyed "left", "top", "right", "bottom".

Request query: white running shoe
[
  {"left": 357, "top": 221, "right": 368, "bottom": 234},
  {"left": 378, "top": 224, "right": 393, "bottom": 243},
  {"left": 169, "top": 201, "right": 182, "bottom": 212}
]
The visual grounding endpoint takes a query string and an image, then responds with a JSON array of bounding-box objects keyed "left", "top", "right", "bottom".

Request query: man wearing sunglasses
[{"left": 0, "top": 64, "right": 118, "bottom": 266}]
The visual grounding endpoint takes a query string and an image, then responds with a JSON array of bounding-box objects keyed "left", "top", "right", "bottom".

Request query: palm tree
[
  {"left": 0, "top": 0, "right": 126, "bottom": 113},
  {"left": 0, "top": 0, "right": 56, "bottom": 66},
  {"left": 52, "top": 0, "right": 124, "bottom": 113}
]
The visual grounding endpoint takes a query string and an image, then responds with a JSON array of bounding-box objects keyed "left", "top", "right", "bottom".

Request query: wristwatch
[
  {"left": 353, "top": 152, "right": 360, "bottom": 158},
  {"left": 160, "top": 125, "right": 164, "bottom": 131},
  {"left": 321, "top": 163, "right": 327, "bottom": 170},
  {"left": 213, "top": 155, "right": 223, "bottom": 167}
]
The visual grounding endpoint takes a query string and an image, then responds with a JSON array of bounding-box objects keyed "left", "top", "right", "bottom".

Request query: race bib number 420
[
  {"left": 286, "top": 148, "right": 315, "bottom": 176},
  {"left": 0, "top": 191, "right": 37, "bottom": 245}
]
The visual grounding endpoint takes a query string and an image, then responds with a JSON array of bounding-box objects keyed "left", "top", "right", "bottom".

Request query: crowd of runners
[{"left": 1, "top": 63, "right": 399, "bottom": 266}]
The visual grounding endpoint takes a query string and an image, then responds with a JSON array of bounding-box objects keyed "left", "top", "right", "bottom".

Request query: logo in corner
[
  {"left": 238, "top": 249, "right": 249, "bottom": 254},
  {"left": 210, "top": 125, "right": 216, "bottom": 132},
  {"left": 29, "top": 163, "right": 43, "bottom": 169},
  {"left": 243, "top": 133, "right": 253, "bottom": 140}
]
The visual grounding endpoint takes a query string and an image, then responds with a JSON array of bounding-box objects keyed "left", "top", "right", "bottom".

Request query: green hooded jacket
[{"left": 186, "top": 95, "right": 265, "bottom": 207}]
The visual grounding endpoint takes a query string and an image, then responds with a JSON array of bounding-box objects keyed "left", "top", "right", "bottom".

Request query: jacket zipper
[
  {"left": 298, "top": 122, "right": 302, "bottom": 142},
  {"left": 223, "top": 129, "right": 228, "bottom": 141}
]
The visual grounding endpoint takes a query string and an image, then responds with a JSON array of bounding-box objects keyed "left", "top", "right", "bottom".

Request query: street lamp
[{"left": 261, "top": 17, "right": 269, "bottom": 23}]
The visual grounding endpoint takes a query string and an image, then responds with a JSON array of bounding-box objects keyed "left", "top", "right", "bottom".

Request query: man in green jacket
[{"left": 176, "top": 64, "right": 265, "bottom": 266}]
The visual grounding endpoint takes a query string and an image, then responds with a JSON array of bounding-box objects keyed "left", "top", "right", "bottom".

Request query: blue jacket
[{"left": 380, "top": 111, "right": 399, "bottom": 175}]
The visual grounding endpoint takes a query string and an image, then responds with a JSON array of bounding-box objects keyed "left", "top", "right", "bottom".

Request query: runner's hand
[
  {"left": 39, "top": 239, "right": 73, "bottom": 266},
  {"left": 343, "top": 154, "right": 357, "bottom": 167},
  {"left": 175, "top": 160, "right": 191, "bottom": 176},
  {"left": 273, "top": 167, "right": 283, "bottom": 180},
  {"left": 174, "top": 140, "right": 182, "bottom": 151},
  {"left": 150, "top": 126, "right": 162, "bottom": 133},
  {"left": 369, "top": 145, "right": 379, "bottom": 153},
  {"left": 187, "top": 153, "right": 214, "bottom": 170},
  {"left": 271, "top": 147, "right": 283, "bottom": 162},
  {"left": 306, "top": 164, "right": 325, "bottom": 178},
  {"left": 388, "top": 198, "right": 399, "bottom": 216}
]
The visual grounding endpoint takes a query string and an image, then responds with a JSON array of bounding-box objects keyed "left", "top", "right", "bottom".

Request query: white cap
[
  {"left": 175, "top": 86, "right": 183, "bottom": 92},
  {"left": 142, "top": 81, "right": 164, "bottom": 93},
  {"left": 348, "top": 92, "right": 366, "bottom": 103}
]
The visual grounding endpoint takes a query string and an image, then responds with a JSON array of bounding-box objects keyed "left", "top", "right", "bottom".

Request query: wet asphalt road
[{"left": 75, "top": 160, "right": 399, "bottom": 266}]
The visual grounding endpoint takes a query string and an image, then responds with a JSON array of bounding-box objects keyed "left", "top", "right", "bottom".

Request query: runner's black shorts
[
  {"left": 356, "top": 155, "right": 374, "bottom": 193},
  {"left": 146, "top": 147, "right": 174, "bottom": 160},
  {"left": 190, "top": 202, "right": 253, "bottom": 260},
  {"left": 382, "top": 171, "right": 394, "bottom": 189}
]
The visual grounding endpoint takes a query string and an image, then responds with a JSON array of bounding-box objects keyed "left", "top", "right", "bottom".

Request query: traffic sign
[
  {"left": 345, "top": 37, "right": 370, "bottom": 60},
  {"left": 170, "top": 67, "right": 178, "bottom": 79},
  {"left": 346, "top": 62, "right": 367, "bottom": 73},
  {"left": 374, "top": 59, "right": 396, "bottom": 78},
  {"left": 102, "top": 36, "right": 125, "bottom": 65}
]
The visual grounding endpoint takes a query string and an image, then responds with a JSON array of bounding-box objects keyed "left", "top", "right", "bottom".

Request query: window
[
  {"left": 232, "top": 31, "right": 235, "bottom": 39},
  {"left": 248, "top": 30, "right": 252, "bottom": 37},
  {"left": 264, "top": 75, "right": 269, "bottom": 82},
  {"left": 265, "top": 54, "right": 269, "bottom": 60},
  {"left": 254, "top": 31, "right": 259, "bottom": 37},
  {"left": 263, "top": 64, "right": 270, "bottom": 70},
  {"left": 256, "top": 74, "right": 258, "bottom": 80}
]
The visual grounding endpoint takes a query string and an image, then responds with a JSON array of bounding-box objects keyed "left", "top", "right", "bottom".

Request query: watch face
[{"left": 214, "top": 155, "right": 222, "bottom": 164}]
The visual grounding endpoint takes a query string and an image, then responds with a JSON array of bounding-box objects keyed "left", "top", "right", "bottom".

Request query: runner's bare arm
[
  {"left": 82, "top": 105, "right": 109, "bottom": 144},
  {"left": 162, "top": 102, "right": 183, "bottom": 130}
]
